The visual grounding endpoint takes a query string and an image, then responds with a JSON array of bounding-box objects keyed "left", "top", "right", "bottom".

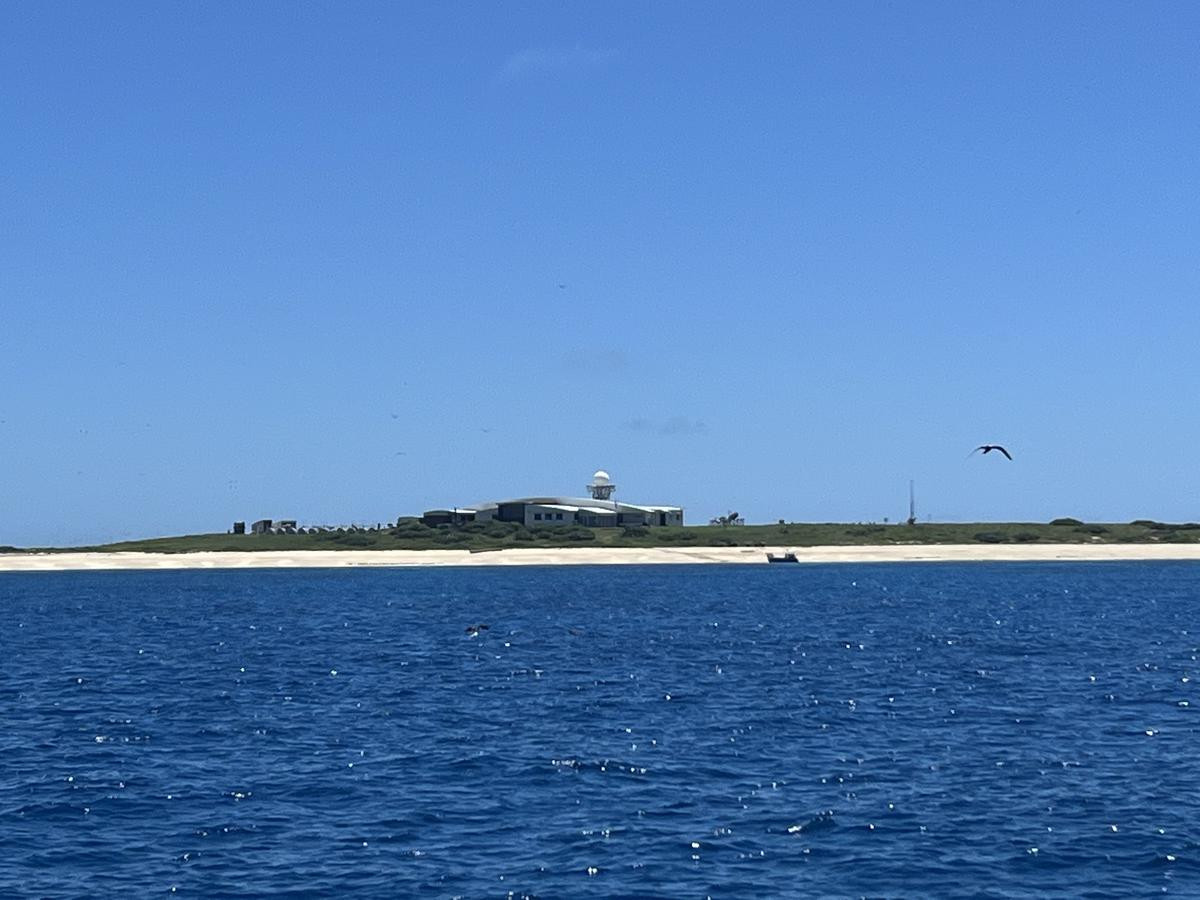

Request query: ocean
[{"left": 2, "top": 562, "right": 1198, "bottom": 897}]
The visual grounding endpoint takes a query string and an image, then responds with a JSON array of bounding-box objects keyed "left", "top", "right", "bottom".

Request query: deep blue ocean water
[{"left": 3, "top": 562, "right": 1200, "bottom": 898}]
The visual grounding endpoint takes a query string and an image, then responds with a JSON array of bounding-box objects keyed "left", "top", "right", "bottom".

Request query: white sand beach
[{"left": 1, "top": 544, "right": 1199, "bottom": 571}]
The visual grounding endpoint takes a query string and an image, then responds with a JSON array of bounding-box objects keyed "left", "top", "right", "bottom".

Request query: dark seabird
[
  {"left": 971, "top": 444, "right": 1013, "bottom": 460},
  {"left": 465, "top": 623, "right": 490, "bottom": 636}
]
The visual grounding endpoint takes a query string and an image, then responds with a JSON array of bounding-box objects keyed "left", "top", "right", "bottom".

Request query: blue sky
[{"left": 2, "top": 2, "right": 1198, "bottom": 545}]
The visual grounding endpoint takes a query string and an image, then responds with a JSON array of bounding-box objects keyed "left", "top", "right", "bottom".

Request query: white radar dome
[{"left": 591, "top": 470, "right": 611, "bottom": 484}]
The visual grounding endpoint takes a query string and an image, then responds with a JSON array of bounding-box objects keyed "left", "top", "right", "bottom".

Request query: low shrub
[
  {"left": 483, "top": 521, "right": 519, "bottom": 537},
  {"left": 845, "top": 526, "right": 885, "bottom": 537},
  {"left": 1012, "top": 532, "right": 1040, "bottom": 543},
  {"left": 974, "top": 532, "right": 1006, "bottom": 543},
  {"left": 1158, "top": 531, "right": 1198, "bottom": 543},
  {"left": 391, "top": 521, "right": 432, "bottom": 536},
  {"left": 1050, "top": 518, "right": 1083, "bottom": 526},
  {"left": 654, "top": 529, "right": 699, "bottom": 542},
  {"left": 1073, "top": 524, "right": 1109, "bottom": 535}
]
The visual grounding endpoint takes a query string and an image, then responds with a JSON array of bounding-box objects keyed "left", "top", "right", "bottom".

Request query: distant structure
[
  {"left": 587, "top": 470, "right": 616, "bottom": 501},
  {"left": 242, "top": 518, "right": 386, "bottom": 535},
  {"left": 906, "top": 480, "right": 917, "bottom": 526},
  {"left": 251, "top": 518, "right": 297, "bottom": 534},
  {"left": 709, "top": 511, "right": 745, "bottom": 526},
  {"left": 422, "top": 468, "right": 683, "bottom": 528}
]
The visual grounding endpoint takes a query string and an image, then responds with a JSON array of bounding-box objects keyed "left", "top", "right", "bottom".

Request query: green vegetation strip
[{"left": 15, "top": 518, "right": 1200, "bottom": 554}]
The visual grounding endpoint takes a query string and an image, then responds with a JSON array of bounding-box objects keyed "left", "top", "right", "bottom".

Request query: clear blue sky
[{"left": 3, "top": 2, "right": 1198, "bottom": 545}]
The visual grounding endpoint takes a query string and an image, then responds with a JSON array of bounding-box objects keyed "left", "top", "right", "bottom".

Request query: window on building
[
  {"left": 556, "top": 513, "right": 564, "bottom": 520},
  {"left": 534, "top": 513, "right": 542, "bottom": 520}
]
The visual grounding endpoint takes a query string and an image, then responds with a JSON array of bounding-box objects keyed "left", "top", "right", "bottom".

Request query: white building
[{"left": 422, "top": 470, "right": 683, "bottom": 528}]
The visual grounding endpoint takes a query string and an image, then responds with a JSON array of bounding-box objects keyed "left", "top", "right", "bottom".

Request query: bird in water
[
  {"left": 970, "top": 444, "right": 1013, "bottom": 460},
  {"left": 465, "top": 623, "right": 490, "bottom": 637}
]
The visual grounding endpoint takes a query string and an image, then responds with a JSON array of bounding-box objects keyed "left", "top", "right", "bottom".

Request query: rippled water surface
[{"left": 3, "top": 562, "right": 1200, "bottom": 897}]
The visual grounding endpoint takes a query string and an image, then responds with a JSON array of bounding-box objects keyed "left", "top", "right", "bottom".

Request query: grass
[{"left": 17, "top": 518, "right": 1200, "bottom": 554}]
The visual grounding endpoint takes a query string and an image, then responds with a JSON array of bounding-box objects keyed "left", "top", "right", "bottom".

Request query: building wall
[
  {"left": 616, "top": 507, "right": 684, "bottom": 527},
  {"left": 525, "top": 505, "right": 573, "bottom": 527},
  {"left": 496, "top": 502, "right": 527, "bottom": 523},
  {"left": 577, "top": 511, "right": 618, "bottom": 527},
  {"left": 430, "top": 498, "right": 681, "bottom": 528},
  {"left": 420, "top": 509, "right": 478, "bottom": 526}
]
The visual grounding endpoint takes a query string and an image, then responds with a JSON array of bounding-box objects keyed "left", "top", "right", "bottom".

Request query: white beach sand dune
[{"left": 1, "top": 544, "right": 1199, "bottom": 571}]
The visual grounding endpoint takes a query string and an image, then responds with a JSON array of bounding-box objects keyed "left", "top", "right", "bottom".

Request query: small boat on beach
[{"left": 766, "top": 551, "right": 799, "bottom": 564}]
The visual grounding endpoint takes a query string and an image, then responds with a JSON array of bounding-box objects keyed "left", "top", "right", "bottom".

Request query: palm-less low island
[
  {"left": 4, "top": 470, "right": 1199, "bottom": 570},
  {"left": 4, "top": 518, "right": 1200, "bottom": 571}
]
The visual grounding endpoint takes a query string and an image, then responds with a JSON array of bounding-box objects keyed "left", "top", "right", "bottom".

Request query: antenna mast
[{"left": 907, "top": 480, "right": 917, "bottom": 526}]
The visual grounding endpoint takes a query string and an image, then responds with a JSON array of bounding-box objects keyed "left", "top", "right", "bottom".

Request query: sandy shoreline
[{"left": 1, "top": 544, "right": 1199, "bottom": 571}]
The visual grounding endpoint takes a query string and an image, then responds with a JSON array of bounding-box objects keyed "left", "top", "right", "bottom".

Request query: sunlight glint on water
[{"left": 1, "top": 563, "right": 1198, "bottom": 896}]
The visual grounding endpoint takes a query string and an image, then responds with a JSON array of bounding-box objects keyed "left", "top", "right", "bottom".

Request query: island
[{"left": 2, "top": 518, "right": 1200, "bottom": 571}]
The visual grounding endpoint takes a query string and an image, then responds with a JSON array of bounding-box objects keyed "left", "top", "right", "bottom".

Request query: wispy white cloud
[{"left": 495, "top": 45, "right": 619, "bottom": 84}]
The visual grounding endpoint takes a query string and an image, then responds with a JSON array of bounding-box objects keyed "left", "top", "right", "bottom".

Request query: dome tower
[{"left": 587, "top": 469, "right": 616, "bottom": 501}]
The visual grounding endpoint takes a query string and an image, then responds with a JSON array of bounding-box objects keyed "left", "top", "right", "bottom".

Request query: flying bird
[{"left": 971, "top": 444, "right": 1012, "bottom": 460}]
